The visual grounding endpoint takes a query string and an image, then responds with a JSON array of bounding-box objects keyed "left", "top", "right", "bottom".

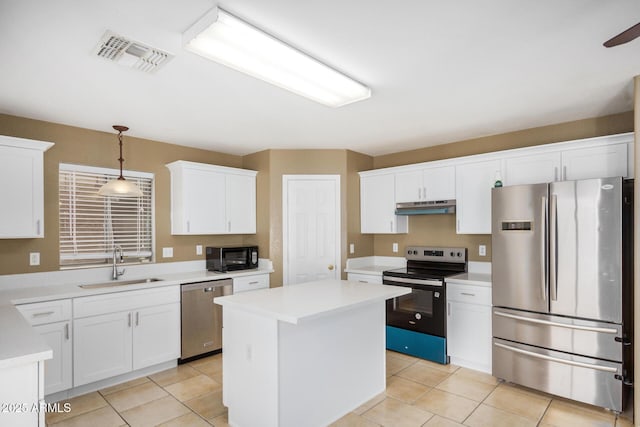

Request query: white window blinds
[{"left": 59, "top": 163, "right": 154, "bottom": 267}]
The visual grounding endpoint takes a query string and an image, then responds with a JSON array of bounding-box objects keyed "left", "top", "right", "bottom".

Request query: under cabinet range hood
[{"left": 395, "top": 200, "right": 456, "bottom": 215}]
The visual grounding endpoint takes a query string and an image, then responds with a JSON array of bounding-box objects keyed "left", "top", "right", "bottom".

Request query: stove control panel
[{"left": 406, "top": 246, "right": 467, "bottom": 263}]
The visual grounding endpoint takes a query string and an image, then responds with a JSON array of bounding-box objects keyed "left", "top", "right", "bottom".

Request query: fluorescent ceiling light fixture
[{"left": 183, "top": 7, "right": 371, "bottom": 107}]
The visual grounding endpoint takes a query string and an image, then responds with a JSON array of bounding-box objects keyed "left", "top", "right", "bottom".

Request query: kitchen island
[{"left": 214, "top": 279, "right": 410, "bottom": 427}]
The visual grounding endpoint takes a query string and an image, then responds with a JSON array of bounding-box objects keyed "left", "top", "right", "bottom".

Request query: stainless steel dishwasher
[{"left": 180, "top": 279, "right": 233, "bottom": 361}]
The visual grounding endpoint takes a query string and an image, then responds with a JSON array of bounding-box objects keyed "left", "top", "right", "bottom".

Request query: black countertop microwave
[{"left": 206, "top": 246, "right": 259, "bottom": 272}]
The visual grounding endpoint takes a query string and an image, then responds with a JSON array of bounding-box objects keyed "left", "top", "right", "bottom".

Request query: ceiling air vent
[{"left": 95, "top": 31, "right": 173, "bottom": 73}]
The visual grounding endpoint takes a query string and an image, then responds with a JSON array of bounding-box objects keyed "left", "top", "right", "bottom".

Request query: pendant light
[{"left": 98, "top": 125, "right": 143, "bottom": 197}]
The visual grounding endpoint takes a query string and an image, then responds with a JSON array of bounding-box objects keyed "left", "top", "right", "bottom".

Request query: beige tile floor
[{"left": 46, "top": 350, "right": 633, "bottom": 427}]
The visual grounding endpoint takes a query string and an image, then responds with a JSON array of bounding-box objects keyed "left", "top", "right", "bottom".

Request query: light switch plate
[
  {"left": 196, "top": 245, "right": 203, "bottom": 256},
  {"left": 349, "top": 243, "right": 355, "bottom": 254},
  {"left": 162, "top": 247, "right": 174, "bottom": 258},
  {"left": 29, "top": 252, "right": 40, "bottom": 266},
  {"left": 479, "top": 245, "right": 486, "bottom": 256},
  {"left": 392, "top": 243, "right": 399, "bottom": 253}
]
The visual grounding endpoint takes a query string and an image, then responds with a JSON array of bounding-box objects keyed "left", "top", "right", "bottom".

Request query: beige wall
[
  {"left": 369, "top": 112, "right": 634, "bottom": 262},
  {"left": 1, "top": 111, "right": 633, "bottom": 277},
  {"left": 0, "top": 114, "right": 247, "bottom": 275}
]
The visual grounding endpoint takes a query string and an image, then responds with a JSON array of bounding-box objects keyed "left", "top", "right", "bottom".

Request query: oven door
[{"left": 384, "top": 278, "right": 446, "bottom": 337}]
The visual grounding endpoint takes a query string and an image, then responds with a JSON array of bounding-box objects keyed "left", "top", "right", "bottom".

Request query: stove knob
[
  {"left": 407, "top": 250, "right": 411, "bottom": 255},
  {"left": 450, "top": 251, "right": 454, "bottom": 257},
  {"left": 457, "top": 251, "right": 462, "bottom": 257},
  {"left": 413, "top": 250, "right": 418, "bottom": 255}
]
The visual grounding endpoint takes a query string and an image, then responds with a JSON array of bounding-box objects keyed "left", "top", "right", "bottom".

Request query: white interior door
[{"left": 283, "top": 175, "right": 340, "bottom": 285}]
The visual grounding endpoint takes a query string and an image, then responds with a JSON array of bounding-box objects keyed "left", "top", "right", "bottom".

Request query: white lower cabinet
[
  {"left": 74, "top": 311, "right": 132, "bottom": 386},
  {"left": 16, "top": 299, "right": 72, "bottom": 396},
  {"left": 0, "top": 361, "right": 44, "bottom": 426},
  {"left": 73, "top": 286, "right": 180, "bottom": 387},
  {"left": 233, "top": 274, "right": 270, "bottom": 293},
  {"left": 346, "top": 273, "right": 382, "bottom": 284},
  {"left": 132, "top": 303, "right": 180, "bottom": 370},
  {"left": 446, "top": 283, "right": 492, "bottom": 373}
]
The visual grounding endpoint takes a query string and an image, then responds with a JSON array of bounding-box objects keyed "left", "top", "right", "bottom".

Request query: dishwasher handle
[{"left": 181, "top": 279, "right": 233, "bottom": 293}]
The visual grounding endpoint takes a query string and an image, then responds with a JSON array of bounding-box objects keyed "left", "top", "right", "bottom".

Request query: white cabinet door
[
  {"left": 73, "top": 311, "right": 132, "bottom": 387},
  {"left": 226, "top": 173, "right": 256, "bottom": 234},
  {"left": 0, "top": 145, "right": 44, "bottom": 238},
  {"left": 132, "top": 303, "right": 180, "bottom": 370},
  {"left": 447, "top": 300, "right": 491, "bottom": 373},
  {"left": 182, "top": 167, "right": 226, "bottom": 234},
  {"left": 394, "top": 170, "right": 423, "bottom": 203},
  {"left": 422, "top": 166, "right": 455, "bottom": 200},
  {"left": 0, "top": 362, "right": 41, "bottom": 427},
  {"left": 455, "top": 160, "right": 501, "bottom": 234},
  {"left": 360, "top": 174, "right": 407, "bottom": 234},
  {"left": 395, "top": 167, "right": 455, "bottom": 202},
  {"left": 561, "top": 144, "right": 628, "bottom": 181},
  {"left": 34, "top": 322, "right": 72, "bottom": 395},
  {"left": 505, "top": 152, "right": 561, "bottom": 185}
]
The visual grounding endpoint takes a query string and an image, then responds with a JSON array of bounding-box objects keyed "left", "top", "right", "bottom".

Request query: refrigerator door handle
[
  {"left": 541, "top": 196, "right": 548, "bottom": 301},
  {"left": 494, "top": 342, "right": 618, "bottom": 373},
  {"left": 549, "top": 194, "right": 558, "bottom": 301},
  {"left": 494, "top": 311, "right": 619, "bottom": 334}
]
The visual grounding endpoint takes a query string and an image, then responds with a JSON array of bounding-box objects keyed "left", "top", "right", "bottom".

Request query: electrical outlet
[
  {"left": 392, "top": 243, "right": 399, "bottom": 253},
  {"left": 479, "top": 245, "right": 486, "bottom": 256},
  {"left": 196, "top": 245, "right": 203, "bottom": 256},
  {"left": 349, "top": 243, "right": 355, "bottom": 254},
  {"left": 162, "top": 247, "right": 174, "bottom": 258},
  {"left": 29, "top": 252, "right": 40, "bottom": 266}
]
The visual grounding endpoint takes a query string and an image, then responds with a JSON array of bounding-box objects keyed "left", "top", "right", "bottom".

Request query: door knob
[{"left": 328, "top": 264, "right": 335, "bottom": 271}]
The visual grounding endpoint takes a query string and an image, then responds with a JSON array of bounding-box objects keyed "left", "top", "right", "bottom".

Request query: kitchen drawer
[
  {"left": 74, "top": 285, "right": 180, "bottom": 318},
  {"left": 347, "top": 273, "right": 382, "bottom": 284},
  {"left": 493, "top": 337, "right": 623, "bottom": 412},
  {"left": 447, "top": 283, "right": 491, "bottom": 305},
  {"left": 16, "top": 299, "right": 72, "bottom": 325},
  {"left": 233, "top": 274, "right": 269, "bottom": 293}
]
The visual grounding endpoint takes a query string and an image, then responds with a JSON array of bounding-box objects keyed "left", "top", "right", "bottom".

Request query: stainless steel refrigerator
[{"left": 491, "top": 177, "right": 633, "bottom": 413}]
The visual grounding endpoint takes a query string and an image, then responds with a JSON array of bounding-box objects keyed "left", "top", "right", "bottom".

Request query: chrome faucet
[{"left": 112, "top": 245, "right": 125, "bottom": 280}]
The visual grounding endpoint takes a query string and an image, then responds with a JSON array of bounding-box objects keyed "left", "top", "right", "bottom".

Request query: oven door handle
[{"left": 383, "top": 276, "right": 443, "bottom": 287}]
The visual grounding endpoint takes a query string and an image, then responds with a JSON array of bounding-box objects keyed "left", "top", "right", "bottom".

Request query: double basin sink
[{"left": 79, "top": 278, "right": 162, "bottom": 289}]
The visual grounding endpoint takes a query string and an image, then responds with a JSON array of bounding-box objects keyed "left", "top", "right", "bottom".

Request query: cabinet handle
[
  {"left": 562, "top": 166, "right": 567, "bottom": 181},
  {"left": 128, "top": 312, "right": 132, "bottom": 327},
  {"left": 358, "top": 280, "right": 368, "bottom": 283},
  {"left": 136, "top": 312, "right": 139, "bottom": 326},
  {"left": 554, "top": 167, "right": 558, "bottom": 182},
  {"left": 187, "top": 220, "right": 190, "bottom": 233},
  {"left": 390, "top": 221, "right": 393, "bottom": 232},
  {"left": 249, "top": 281, "right": 259, "bottom": 285},
  {"left": 461, "top": 292, "right": 476, "bottom": 296},
  {"left": 32, "top": 311, "right": 54, "bottom": 318},
  {"left": 423, "top": 187, "right": 427, "bottom": 200},
  {"left": 228, "top": 221, "right": 231, "bottom": 232},
  {"left": 456, "top": 219, "right": 460, "bottom": 232},
  {"left": 447, "top": 302, "right": 451, "bottom": 316},
  {"left": 418, "top": 188, "right": 421, "bottom": 200},
  {"left": 36, "top": 220, "right": 41, "bottom": 235},
  {"left": 65, "top": 323, "right": 69, "bottom": 340}
]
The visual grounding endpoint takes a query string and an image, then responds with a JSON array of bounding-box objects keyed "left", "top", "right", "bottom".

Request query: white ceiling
[{"left": 1, "top": 0, "right": 639, "bottom": 156}]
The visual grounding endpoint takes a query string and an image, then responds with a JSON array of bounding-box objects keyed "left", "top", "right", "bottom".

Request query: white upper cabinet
[
  {"left": 395, "top": 166, "right": 455, "bottom": 202},
  {"left": 0, "top": 135, "right": 54, "bottom": 238},
  {"left": 360, "top": 173, "right": 407, "bottom": 234},
  {"left": 166, "top": 161, "right": 257, "bottom": 235},
  {"left": 561, "top": 144, "right": 628, "bottom": 181},
  {"left": 455, "top": 160, "right": 501, "bottom": 234},
  {"left": 505, "top": 152, "right": 561, "bottom": 186}
]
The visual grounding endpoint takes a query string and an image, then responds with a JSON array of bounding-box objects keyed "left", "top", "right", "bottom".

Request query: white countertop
[
  {"left": 344, "top": 256, "right": 406, "bottom": 275},
  {"left": 446, "top": 272, "right": 492, "bottom": 287},
  {"left": 214, "top": 279, "right": 410, "bottom": 324},
  {"left": 0, "top": 264, "right": 273, "bottom": 368}
]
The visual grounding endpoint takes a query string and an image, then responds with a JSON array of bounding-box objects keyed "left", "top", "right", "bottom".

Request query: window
[{"left": 59, "top": 163, "right": 154, "bottom": 268}]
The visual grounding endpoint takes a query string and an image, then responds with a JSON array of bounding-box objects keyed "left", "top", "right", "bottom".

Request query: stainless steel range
[{"left": 383, "top": 246, "right": 467, "bottom": 364}]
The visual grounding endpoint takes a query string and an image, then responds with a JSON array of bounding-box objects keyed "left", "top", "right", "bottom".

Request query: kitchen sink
[{"left": 79, "top": 278, "right": 162, "bottom": 289}]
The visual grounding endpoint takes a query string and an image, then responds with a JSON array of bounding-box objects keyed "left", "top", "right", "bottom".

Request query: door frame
[{"left": 282, "top": 174, "right": 341, "bottom": 286}]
